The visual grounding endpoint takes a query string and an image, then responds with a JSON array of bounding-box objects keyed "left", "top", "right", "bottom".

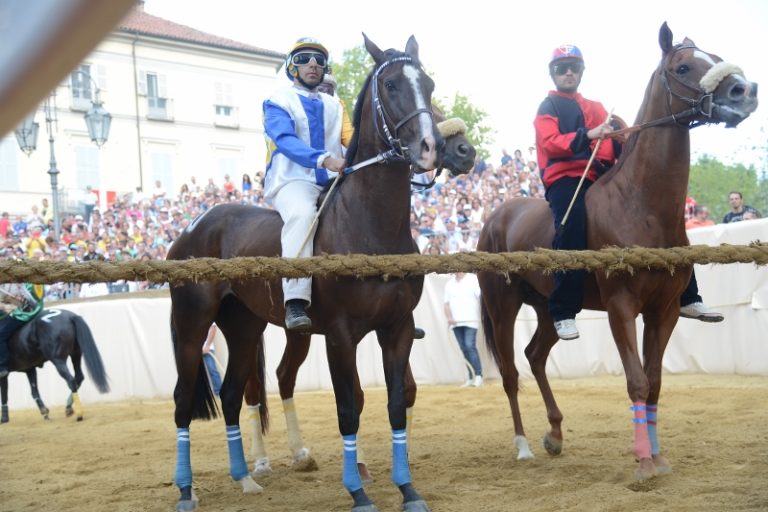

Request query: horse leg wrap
[
  {"left": 630, "top": 402, "right": 651, "bottom": 460},
  {"left": 174, "top": 428, "right": 193, "bottom": 489},
  {"left": 647, "top": 404, "right": 660, "bottom": 456},
  {"left": 283, "top": 398, "right": 305, "bottom": 455},
  {"left": 71, "top": 392, "right": 83, "bottom": 418},
  {"left": 226, "top": 425, "right": 249, "bottom": 481},
  {"left": 247, "top": 405, "right": 268, "bottom": 461},
  {"left": 342, "top": 434, "right": 363, "bottom": 492},
  {"left": 391, "top": 428, "right": 411, "bottom": 486}
]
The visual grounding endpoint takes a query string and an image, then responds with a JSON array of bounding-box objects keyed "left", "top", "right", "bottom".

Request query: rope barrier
[{"left": 1, "top": 243, "right": 765, "bottom": 285}]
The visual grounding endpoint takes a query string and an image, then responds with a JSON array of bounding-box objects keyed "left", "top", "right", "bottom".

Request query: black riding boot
[{"left": 285, "top": 299, "right": 311, "bottom": 332}]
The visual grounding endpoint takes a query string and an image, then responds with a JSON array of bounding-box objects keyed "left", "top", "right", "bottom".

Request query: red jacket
[{"left": 534, "top": 91, "right": 618, "bottom": 188}]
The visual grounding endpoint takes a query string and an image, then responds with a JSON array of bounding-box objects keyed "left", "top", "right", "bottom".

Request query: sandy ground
[{"left": 1, "top": 374, "right": 767, "bottom": 512}]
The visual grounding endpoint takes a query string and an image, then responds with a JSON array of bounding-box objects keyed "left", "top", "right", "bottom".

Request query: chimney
[{"left": 135, "top": 0, "right": 145, "bottom": 12}]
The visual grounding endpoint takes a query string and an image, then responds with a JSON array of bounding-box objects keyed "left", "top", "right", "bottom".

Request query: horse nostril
[
  {"left": 729, "top": 83, "right": 746, "bottom": 100},
  {"left": 456, "top": 143, "right": 469, "bottom": 157}
]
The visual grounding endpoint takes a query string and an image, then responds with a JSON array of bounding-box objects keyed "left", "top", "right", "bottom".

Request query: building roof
[{"left": 117, "top": 7, "right": 284, "bottom": 60}]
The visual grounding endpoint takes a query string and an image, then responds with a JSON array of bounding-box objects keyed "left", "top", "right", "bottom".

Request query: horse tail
[
  {"left": 71, "top": 314, "right": 110, "bottom": 393},
  {"left": 480, "top": 296, "right": 503, "bottom": 370},
  {"left": 256, "top": 334, "right": 269, "bottom": 434},
  {"left": 170, "top": 315, "right": 218, "bottom": 421}
]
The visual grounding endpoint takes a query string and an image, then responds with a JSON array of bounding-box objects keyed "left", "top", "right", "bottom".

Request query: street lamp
[{"left": 13, "top": 70, "right": 111, "bottom": 241}]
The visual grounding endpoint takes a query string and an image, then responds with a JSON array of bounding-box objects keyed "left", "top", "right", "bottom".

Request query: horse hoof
[
  {"left": 252, "top": 457, "right": 273, "bottom": 478},
  {"left": 1, "top": 416, "right": 8, "bottom": 424},
  {"left": 402, "top": 499, "right": 431, "bottom": 512},
  {"left": 352, "top": 505, "right": 379, "bottom": 512},
  {"left": 543, "top": 432, "right": 562, "bottom": 456},
  {"left": 65, "top": 407, "right": 74, "bottom": 417},
  {"left": 514, "top": 435, "right": 535, "bottom": 461},
  {"left": 238, "top": 475, "right": 263, "bottom": 494},
  {"left": 76, "top": 415, "right": 84, "bottom": 422},
  {"left": 292, "top": 448, "right": 319, "bottom": 472},
  {"left": 634, "top": 458, "right": 658, "bottom": 481},
  {"left": 175, "top": 498, "right": 198, "bottom": 511},
  {"left": 652, "top": 454, "right": 672, "bottom": 475}
]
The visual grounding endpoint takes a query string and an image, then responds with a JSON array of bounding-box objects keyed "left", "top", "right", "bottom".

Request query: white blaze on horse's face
[
  {"left": 402, "top": 64, "right": 438, "bottom": 170},
  {"left": 693, "top": 49, "right": 717, "bottom": 67}
]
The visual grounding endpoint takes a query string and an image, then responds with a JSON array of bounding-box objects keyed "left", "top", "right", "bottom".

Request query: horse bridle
[
  {"left": 370, "top": 55, "right": 434, "bottom": 162},
  {"left": 610, "top": 44, "right": 723, "bottom": 138}
]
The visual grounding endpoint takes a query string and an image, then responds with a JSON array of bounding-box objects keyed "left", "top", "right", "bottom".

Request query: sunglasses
[
  {"left": 552, "top": 62, "right": 584, "bottom": 75},
  {"left": 292, "top": 52, "right": 327, "bottom": 67}
]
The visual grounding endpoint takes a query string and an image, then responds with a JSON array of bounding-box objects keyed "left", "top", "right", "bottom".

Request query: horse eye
[
  {"left": 676, "top": 64, "right": 690, "bottom": 74},
  {"left": 384, "top": 80, "right": 396, "bottom": 91}
]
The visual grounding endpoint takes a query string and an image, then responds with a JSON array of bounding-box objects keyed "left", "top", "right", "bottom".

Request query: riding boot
[{"left": 285, "top": 299, "right": 311, "bottom": 332}]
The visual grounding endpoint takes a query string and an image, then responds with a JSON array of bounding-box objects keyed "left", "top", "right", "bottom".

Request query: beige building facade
[{"left": 0, "top": 4, "right": 284, "bottom": 215}]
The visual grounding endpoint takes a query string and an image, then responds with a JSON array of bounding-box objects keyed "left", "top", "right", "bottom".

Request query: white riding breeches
[{"left": 269, "top": 180, "right": 322, "bottom": 304}]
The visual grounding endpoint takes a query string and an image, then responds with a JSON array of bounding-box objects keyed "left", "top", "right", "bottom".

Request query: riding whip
[{"left": 558, "top": 109, "right": 613, "bottom": 235}]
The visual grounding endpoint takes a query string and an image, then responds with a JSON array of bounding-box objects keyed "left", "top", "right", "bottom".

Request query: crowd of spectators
[{"left": 0, "top": 147, "right": 762, "bottom": 300}]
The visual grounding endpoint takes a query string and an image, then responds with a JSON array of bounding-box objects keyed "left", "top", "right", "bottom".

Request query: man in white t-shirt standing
[{"left": 443, "top": 272, "right": 483, "bottom": 387}]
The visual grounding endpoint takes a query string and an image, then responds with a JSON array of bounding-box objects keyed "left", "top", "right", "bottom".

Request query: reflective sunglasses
[
  {"left": 292, "top": 52, "right": 327, "bottom": 67},
  {"left": 552, "top": 61, "right": 584, "bottom": 75}
]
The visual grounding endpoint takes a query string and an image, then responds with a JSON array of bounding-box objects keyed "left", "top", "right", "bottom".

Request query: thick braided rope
[{"left": 0, "top": 243, "right": 765, "bottom": 285}]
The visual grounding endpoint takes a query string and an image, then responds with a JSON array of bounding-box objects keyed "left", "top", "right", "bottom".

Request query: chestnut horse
[
  {"left": 242, "top": 107, "right": 477, "bottom": 479},
  {"left": 167, "top": 35, "right": 440, "bottom": 511},
  {"left": 477, "top": 22, "right": 757, "bottom": 480}
]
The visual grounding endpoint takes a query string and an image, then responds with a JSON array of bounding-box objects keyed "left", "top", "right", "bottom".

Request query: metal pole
[{"left": 45, "top": 97, "right": 61, "bottom": 240}]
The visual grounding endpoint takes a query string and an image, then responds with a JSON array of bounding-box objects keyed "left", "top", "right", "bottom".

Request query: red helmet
[{"left": 549, "top": 44, "right": 584, "bottom": 66}]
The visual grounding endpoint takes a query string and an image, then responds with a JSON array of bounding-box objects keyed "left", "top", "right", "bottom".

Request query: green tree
[
  {"left": 332, "top": 46, "right": 494, "bottom": 159},
  {"left": 329, "top": 45, "right": 372, "bottom": 115},
  {"left": 688, "top": 155, "right": 764, "bottom": 221},
  {"left": 434, "top": 93, "right": 494, "bottom": 160}
]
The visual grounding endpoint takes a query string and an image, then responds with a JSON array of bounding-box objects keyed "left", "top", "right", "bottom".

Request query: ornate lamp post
[{"left": 13, "top": 71, "right": 110, "bottom": 240}]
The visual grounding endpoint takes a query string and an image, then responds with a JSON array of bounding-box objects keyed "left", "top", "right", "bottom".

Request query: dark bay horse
[
  {"left": 477, "top": 22, "right": 757, "bottom": 480},
  {"left": 0, "top": 308, "right": 110, "bottom": 423},
  {"left": 167, "top": 35, "right": 441, "bottom": 511},
  {"left": 241, "top": 107, "right": 477, "bottom": 480}
]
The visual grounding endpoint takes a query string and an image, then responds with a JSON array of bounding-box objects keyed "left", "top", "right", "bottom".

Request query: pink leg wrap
[{"left": 631, "top": 401, "right": 651, "bottom": 460}]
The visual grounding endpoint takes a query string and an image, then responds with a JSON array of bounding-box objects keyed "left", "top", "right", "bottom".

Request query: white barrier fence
[{"left": 5, "top": 219, "right": 767, "bottom": 410}]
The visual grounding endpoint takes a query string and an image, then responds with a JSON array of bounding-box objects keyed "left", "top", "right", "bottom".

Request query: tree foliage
[
  {"left": 329, "top": 45, "right": 372, "bottom": 115},
  {"left": 689, "top": 155, "right": 766, "bottom": 221},
  {"left": 331, "top": 45, "right": 494, "bottom": 159},
  {"left": 434, "top": 93, "right": 494, "bottom": 160}
]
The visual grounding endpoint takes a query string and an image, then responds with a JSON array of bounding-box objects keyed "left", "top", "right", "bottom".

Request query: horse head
[
  {"left": 657, "top": 22, "right": 758, "bottom": 128},
  {"left": 360, "top": 34, "right": 442, "bottom": 172},
  {"left": 433, "top": 104, "right": 476, "bottom": 176}
]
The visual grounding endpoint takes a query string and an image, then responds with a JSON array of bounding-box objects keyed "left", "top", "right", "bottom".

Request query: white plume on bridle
[{"left": 700, "top": 61, "right": 744, "bottom": 93}]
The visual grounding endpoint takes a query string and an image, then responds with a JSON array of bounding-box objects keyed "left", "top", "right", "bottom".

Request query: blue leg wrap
[
  {"left": 342, "top": 434, "right": 363, "bottom": 492},
  {"left": 174, "top": 427, "right": 192, "bottom": 489},
  {"left": 391, "top": 428, "right": 411, "bottom": 486},
  {"left": 647, "top": 406, "right": 660, "bottom": 455},
  {"left": 226, "top": 425, "right": 249, "bottom": 481}
]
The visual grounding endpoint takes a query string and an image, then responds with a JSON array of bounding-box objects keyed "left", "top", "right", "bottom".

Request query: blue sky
[{"left": 148, "top": 0, "right": 767, "bottom": 170}]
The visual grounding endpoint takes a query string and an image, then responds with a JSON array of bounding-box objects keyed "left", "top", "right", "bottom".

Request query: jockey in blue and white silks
[
  {"left": 263, "top": 85, "right": 343, "bottom": 201},
  {"left": 261, "top": 37, "right": 346, "bottom": 332}
]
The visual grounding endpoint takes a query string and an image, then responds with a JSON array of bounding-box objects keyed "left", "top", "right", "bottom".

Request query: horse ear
[
  {"left": 405, "top": 35, "right": 419, "bottom": 60},
  {"left": 659, "top": 22, "right": 673, "bottom": 54},
  {"left": 363, "top": 32, "right": 386, "bottom": 64}
]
